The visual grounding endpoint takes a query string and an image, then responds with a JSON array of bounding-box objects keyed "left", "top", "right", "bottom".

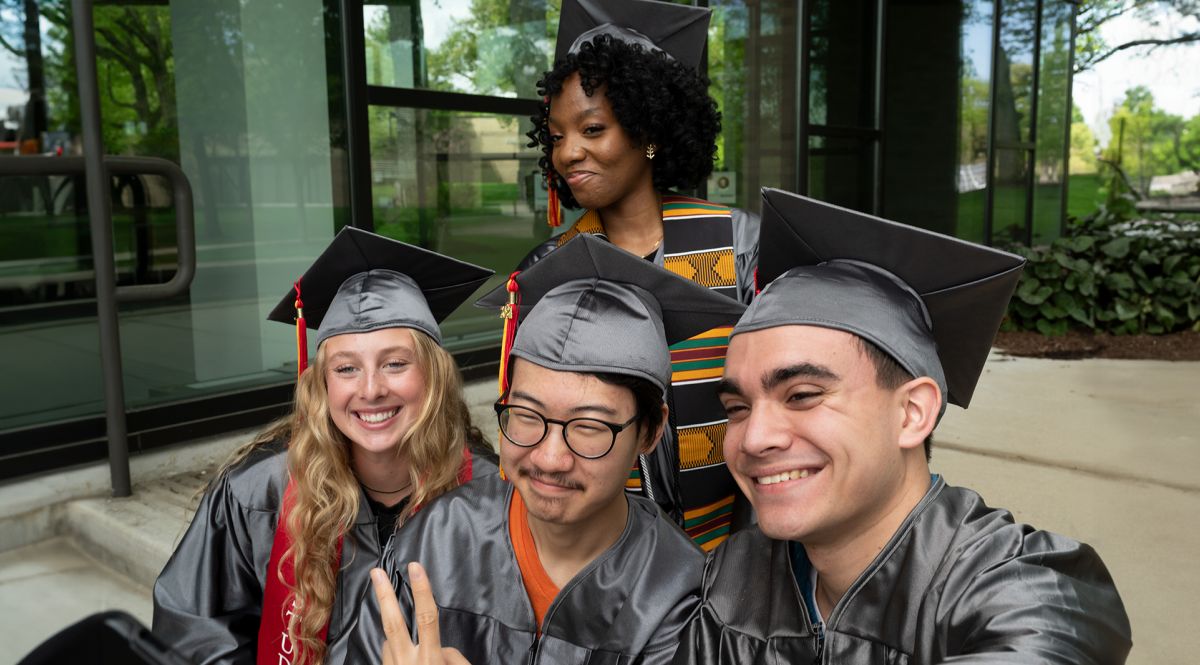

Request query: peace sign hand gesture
[{"left": 370, "top": 563, "right": 471, "bottom": 665}]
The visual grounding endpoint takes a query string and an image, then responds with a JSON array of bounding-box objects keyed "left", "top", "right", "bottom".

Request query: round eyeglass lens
[
  {"left": 563, "top": 419, "right": 617, "bottom": 458},
  {"left": 499, "top": 405, "right": 546, "bottom": 446}
]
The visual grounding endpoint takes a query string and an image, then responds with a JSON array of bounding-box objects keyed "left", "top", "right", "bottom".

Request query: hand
[{"left": 371, "top": 563, "right": 471, "bottom": 665}]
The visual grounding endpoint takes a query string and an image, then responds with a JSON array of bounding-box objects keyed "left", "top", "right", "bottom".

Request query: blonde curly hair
[{"left": 220, "top": 328, "right": 478, "bottom": 665}]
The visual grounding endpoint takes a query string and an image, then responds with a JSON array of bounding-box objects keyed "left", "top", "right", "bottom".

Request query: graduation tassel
[
  {"left": 497, "top": 271, "right": 522, "bottom": 395},
  {"left": 294, "top": 279, "right": 308, "bottom": 378},
  {"left": 753, "top": 268, "right": 762, "bottom": 297},
  {"left": 496, "top": 271, "right": 521, "bottom": 482},
  {"left": 546, "top": 172, "right": 562, "bottom": 228}
]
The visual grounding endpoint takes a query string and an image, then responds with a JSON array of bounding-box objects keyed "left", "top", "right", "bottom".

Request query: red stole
[{"left": 256, "top": 448, "right": 476, "bottom": 664}]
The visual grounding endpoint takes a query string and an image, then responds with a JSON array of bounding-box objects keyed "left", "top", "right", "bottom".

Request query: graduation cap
[
  {"left": 267, "top": 227, "right": 493, "bottom": 374},
  {"left": 555, "top": 0, "right": 711, "bottom": 71},
  {"left": 477, "top": 234, "right": 745, "bottom": 394},
  {"left": 736, "top": 188, "right": 1026, "bottom": 410}
]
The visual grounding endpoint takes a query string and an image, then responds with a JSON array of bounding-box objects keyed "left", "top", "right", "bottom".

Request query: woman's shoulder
[{"left": 214, "top": 439, "right": 289, "bottom": 513}]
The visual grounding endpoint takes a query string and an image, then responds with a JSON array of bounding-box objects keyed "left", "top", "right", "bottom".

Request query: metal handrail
[{"left": 0, "top": 156, "right": 197, "bottom": 303}]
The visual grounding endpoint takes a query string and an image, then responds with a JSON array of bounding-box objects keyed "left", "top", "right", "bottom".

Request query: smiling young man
[
  {"left": 673, "top": 190, "right": 1133, "bottom": 664},
  {"left": 350, "top": 234, "right": 745, "bottom": 665}
]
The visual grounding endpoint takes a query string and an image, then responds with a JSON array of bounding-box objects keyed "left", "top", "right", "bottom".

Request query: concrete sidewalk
[{"left": 1, "top": 353, "right": 1195, "bottom": 663}]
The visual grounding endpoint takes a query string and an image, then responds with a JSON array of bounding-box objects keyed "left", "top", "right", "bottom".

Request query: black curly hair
[{"left": 526, "top": 34, "right": 721, "bottom": 210}]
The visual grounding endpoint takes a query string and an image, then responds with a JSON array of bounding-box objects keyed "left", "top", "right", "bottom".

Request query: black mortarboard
[
  {"left": 267, "top": 227, "right": 493, "bottom": 349},
  {"left": 555, "top": 0, "right": 711, "bottom": 71},
  {"left": 477, "top": 234, "right": 744, "bottom": 393},
  {"left": 736, "top": 189, "right": 1026, "bottom": 410}
]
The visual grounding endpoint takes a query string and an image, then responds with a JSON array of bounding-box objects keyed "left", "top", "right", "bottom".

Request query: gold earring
[{"left": 645, "top": 144, "right": 657, "bottom": 160}]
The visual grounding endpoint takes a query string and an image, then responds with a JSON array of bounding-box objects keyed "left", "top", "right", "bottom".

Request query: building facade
[{"left": 0, "top": 0, "right": 1074, "bottom": 478}]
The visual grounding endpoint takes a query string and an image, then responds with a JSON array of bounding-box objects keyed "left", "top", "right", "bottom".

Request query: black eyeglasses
[{"left": 493, "top": 402, "right": 638, "bottom": 460}]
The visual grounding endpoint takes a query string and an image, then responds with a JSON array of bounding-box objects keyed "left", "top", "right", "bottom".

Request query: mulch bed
[{"left": 993, "top": 329, "right": 1200, "bottom": 361}]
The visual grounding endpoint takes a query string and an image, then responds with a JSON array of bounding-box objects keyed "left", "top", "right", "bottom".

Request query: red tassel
[
  {"left": 294, "top": 279, "right": 307, "bottom": 378},
  {"left": 753, "top": 268, "right": 762, "bottom": 297},
  {"left": 497, "top": 271, "right": 522, "bottom": 395},
  {"left": 546, "top": 172, "right": 562, "bottom": 228}
]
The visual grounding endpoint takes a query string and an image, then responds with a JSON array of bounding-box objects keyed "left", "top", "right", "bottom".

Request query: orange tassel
[
  {"left": 497, "top": 271, "right": 522, "bottom": 395},
  {"left": 546, "top": 172, "right": 562, "bottom": 228},
  {"left": 294, "top": 279, "right": 307, "bottom": 377}
]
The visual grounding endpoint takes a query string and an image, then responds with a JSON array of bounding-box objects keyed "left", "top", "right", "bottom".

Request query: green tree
[
  {"left": 0, "top": 0, "right": 177, "bottom": 160},
  {"left": 1076, "top": 0, "right": 1200, "bottom": 73},
  {"left": 1105, "top": 86, "right": 1190, "bottom": 192},
  {"left": 1070, "top": 105, "right": 1100, "bottom": 174}
]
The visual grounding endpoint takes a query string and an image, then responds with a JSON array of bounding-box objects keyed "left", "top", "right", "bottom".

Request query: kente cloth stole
[
  {"left": 556, "top": 196, "right": 738, "bottom": 552},
  {"left": 257, "top": 449, "right": 477, "bottom": 664}
]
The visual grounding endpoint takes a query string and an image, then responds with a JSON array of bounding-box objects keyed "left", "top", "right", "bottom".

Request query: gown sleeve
[
  {"left": 731, "top": 207, "right": 761, "bottom": 306},
  {"left": 152, "top": 455, "right": 280, "bottom": 665},
  {"left": 934, "top": 529, "right": 1132, "bottom": 664}
]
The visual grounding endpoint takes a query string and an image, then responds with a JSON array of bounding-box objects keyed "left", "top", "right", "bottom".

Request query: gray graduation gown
[
  {"left": 674, "top": 476, "right": 1132, "bottom": 664},
  {"left": 351, "top": 473, "right": 704, "bottom": 664},
  {"left": 151, "top": 442, "right": 498, "bottom": 665}
]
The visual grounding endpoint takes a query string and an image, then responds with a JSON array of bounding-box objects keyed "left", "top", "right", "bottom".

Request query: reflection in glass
[
  {"left": 955, "top": 0, "right": 994, "bottom": 244},
  {"left": 368, "top": 106, "right": 544, "bottom": 347},
  {"left": 992, "top": 148, "right": 1031, "bottom": 246},
  {"left": 363, "top": 0, "right": 553, "bottom": 99},
  {"left": 995, "top": 0, "right": 1037, "bottom": 146},
  {"left": 1032, "top": 1, "right": 1072, "bottom": 244},
  {"left": 708, "top": 0, "right": 799, "bottom": 209},
  {"left": 807, "top": 0, "right": 876, "bottom": 129},
  {"left": 0, "top": 0, "right": 347, "bottom": 432},
  {"left": 809, "top": 134, "right": 874, "bottom": 212}
]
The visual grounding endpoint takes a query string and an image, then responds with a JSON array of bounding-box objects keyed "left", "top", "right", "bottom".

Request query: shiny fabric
[
  {"left": 737, "top": 261, "right": 949, "bottom": 415},
  {"left": 751, "top": 189, "right": 1024, "bottom": 408},
  {"left": 151, "top": 443, "right": 498, "bottom": 665},
  {"left": 265, "top": 226, "right": 493, "bottom": 341},
  {"left": 674, "top": 477, "right": 1132, "bottom": 664},
  {"left": 316, "top": 269, "right": 440, "bottom": 346},
  {"left": 350, "top": 473, "right": 704, "bottom": 664},
  {"left": 556, "top": 0, "right": 711, "bottom": 70},
  {"left": 512, "top": 277, "right": 672, "bottom": 393}
]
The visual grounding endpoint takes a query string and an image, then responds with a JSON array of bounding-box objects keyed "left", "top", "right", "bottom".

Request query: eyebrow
[
  {"left": 326, "top": 346, "right": 412, "bottom": 361},
  {"left": 763, "top": 363, "right": 838, "bottom": 391},
  {"left": 549, "top": 104, "right": 605, "bottom": 127},
  {"left": 509, "top": 390, "right": 619, "bottom": 417}
]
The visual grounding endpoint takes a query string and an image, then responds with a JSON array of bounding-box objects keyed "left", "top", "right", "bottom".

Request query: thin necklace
[{"left": 359, "top": 478, "right": 413, "bottom": 495}]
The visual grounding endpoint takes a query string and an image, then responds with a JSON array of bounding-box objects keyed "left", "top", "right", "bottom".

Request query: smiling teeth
[
  {"left": 358, "top": 409, "right": 397, "bottom": 424},
  {"left": 757, "top": 469, "right": 811, "bottom": 485}
]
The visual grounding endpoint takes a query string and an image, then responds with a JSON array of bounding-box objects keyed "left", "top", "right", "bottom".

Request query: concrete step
[{"left": 62, "top": 468, "right": 210, "bottom": 588}]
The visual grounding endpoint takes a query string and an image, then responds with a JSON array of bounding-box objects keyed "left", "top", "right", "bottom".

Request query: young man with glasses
[{"left": 350, "top": 235, "right": 745, "bottom": 664}]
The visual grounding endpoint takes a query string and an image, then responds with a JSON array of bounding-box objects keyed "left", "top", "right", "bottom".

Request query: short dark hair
[
  {"left": 590, "top": 371, "right": 666, "bottom": 449},
  {"left": 856, "top": 337, "right": 934, "bottom": 461},
  {"left": 527, "top": 34, "right": 721, "bottom": 209},
  {"left": 505, "top": 362, "right": 666, "bottom": 449}
]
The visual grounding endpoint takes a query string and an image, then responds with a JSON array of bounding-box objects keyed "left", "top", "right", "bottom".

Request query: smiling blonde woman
[{"left": 152, "top": 228, "right": 497, "bottom": 665}]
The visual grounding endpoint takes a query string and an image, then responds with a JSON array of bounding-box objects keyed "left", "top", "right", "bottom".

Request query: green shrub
[{"left": 1004, "top": 214, "right": 1200, "bottom": 336}]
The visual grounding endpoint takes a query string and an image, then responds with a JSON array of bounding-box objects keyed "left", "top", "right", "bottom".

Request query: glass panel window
[
  {"left": 368, "top": 106, "right": 544, "bottom": 348},
  {"left": 1032, "top": 1, "right": 1072, "bottom": 245},
  {"left": 0, "top": 0, "right": 349, "bottom": 433},
  {"left": 808, "top": 0, "right": 877, "bottom": 129},
  {"left": 992, "top": 148, "right": 1031, "bottom": 246},
  {"left": 808, "top": 133, "right": 874, "bottom": 212},
  {"left": 708, "top": 0, "right": 800, "bottom": 210},
  {"left": 995, "top": 0, "right": 1038, "bottom": 145},
  {"left": 363, "top": 0, "right": 553, "bottom": 99},
  {"left": 954, "top": 0, "right": 994, "bottom": 244}
]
